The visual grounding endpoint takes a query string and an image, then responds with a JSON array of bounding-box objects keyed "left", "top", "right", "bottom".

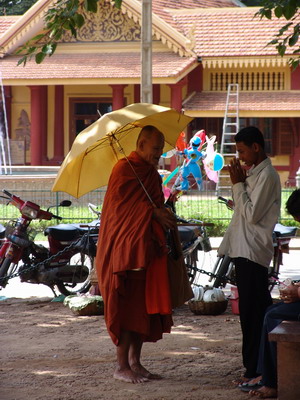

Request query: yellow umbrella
[{"left": 52, "top": 103, "right": 194, "bottom": 198}]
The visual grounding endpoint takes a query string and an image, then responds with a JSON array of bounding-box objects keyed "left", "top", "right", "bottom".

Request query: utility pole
[{"left": 141, "top": 0, "right": 152, "bottom": 103}]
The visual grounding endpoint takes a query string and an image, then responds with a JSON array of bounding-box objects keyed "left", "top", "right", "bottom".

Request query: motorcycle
[
  {"left": 0, "top": 223, "right": 5, "bottom": 244},
  {"left": 177, "top": 222, "right": 213, "bottom": 284},
  {"left": 0, "top": 190, "right": 99, "bottom": 296},
  {"left": 165, "top": 194, "right": 213, "bottom": 284},
  {"left": 209, "top": 196, "right": 298, "bottom": 291}
]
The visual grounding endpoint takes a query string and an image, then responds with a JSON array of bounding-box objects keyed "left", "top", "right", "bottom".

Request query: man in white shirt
[{"left": 218, "top": 126, "right": 281, "bottom": 384}]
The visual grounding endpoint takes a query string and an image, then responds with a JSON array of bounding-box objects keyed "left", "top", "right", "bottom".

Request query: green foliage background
[{"left": 0, "top": 0, "right": 37, "bottom": 15}]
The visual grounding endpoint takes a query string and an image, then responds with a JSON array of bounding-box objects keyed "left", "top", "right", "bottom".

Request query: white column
[{"left": 141, "top": 0, "right": 152, "bottom": 103}]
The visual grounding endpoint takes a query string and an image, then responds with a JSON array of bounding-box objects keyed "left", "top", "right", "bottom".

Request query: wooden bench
[{"left": 269, "top": 321, "right": 300, "bottom": 400}]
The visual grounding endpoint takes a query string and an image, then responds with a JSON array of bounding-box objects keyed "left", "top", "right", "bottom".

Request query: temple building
[{"left": 0, "top": 0, "right": 299, "bottom": 185}]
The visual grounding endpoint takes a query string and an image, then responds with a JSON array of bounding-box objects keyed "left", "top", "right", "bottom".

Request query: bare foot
[
  {"left": 249, "top": 386, "right": 277, "bottom": 398},
  {"left": 246, "top": 376, "right": 262, "bottom": 385},
  {"left": 130, "top": 362, "right": 163, "bottom": 380},
  {"left": 113, "top": 367, "right": 149, "bottom": 383}
]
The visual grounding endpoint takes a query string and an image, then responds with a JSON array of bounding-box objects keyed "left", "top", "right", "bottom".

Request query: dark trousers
[
  {"left": 234, "top": 257, "right": 273, "bottom": 378},
  {"left": 257, "top": 301, "right": 300, "bottom": 388}
]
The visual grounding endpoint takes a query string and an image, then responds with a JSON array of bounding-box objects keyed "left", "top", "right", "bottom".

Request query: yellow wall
[
  {"left": 10, "top": 83, "right": 177, "bottom": 160},
  {"left": 11, "top": 86, "right": 30, "bottom": 163},
  {"left": 11, "top": 86, "right": 56, "bottom": 162},
  {"left": 270, "top": 154, "right": 290, "bottom": 186},
  {"left": 63, "top": 84, "right": 136, "bottom": 152},
  {"left": 11, "top": 86, "right": 30, "bottom": 137},
  {"left": 202, "top": 66, "right": 291, "bottom": 91}
]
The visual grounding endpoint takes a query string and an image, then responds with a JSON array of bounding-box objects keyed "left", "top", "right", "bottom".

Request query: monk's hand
[
  {"left": 280, "top": 284, "right": 300, "bottom": 303},
  {"left": 152, "top": 207, "right": 177, "bottom": 231},
  {"left": 228, "top": 157, "right": 247, "bottom": 185}
]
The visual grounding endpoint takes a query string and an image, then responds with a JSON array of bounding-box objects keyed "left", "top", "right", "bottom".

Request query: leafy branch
[
  {"left": 16, "top": 0, "right": 122, "bottom": 66},
  {"left": 256, "top": 0, "right": 300, "bottom": 68}
]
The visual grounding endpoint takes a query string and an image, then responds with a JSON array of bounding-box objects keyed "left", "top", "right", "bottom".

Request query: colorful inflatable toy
[
  {"left": 173, "top": 131, "right": 206, "bottom": 191},
  {"left": 203, "top": 135, "right": 224, "bottom": 183}
]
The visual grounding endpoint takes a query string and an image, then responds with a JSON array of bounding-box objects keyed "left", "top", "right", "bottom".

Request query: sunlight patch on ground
[{"left": 34, "top": 370, "right": 77, "bottom": 377}]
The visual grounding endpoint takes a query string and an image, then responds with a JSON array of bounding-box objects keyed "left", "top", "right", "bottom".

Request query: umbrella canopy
[{"left": 52, "top": 103, "right": 194, "bottom": 198}]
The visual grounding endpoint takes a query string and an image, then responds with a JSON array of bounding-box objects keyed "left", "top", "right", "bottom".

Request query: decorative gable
[
  {"left": 0, "top": 0, "right": 191, "bottom": 57},
  {"left": 61, "top": 2, "right": 141, "bottom": 43}
]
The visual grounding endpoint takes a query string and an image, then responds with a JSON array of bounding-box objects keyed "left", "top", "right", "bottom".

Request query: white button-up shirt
[{"left": 218, "top": 158, "right": 281, "bottom": 268}]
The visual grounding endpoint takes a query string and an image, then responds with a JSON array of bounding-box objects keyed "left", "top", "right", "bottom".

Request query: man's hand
[
  {"left": 228, "top": 157, "right": 247, "bottom": 185},
  {"left": 280, "top": 283, "right": 300, "bottom": 303},
  {"left": 152, "top": 207, "right": 177, "bottom": 231}
]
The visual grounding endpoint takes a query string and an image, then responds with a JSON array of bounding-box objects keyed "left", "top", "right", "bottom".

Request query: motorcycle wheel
[
  {"left": 0, "top": 257, "right": 13, "bottom": 288},
  {"left": 55, "top": 252, "right": 94, "bottom": 296},
  {"left": 184, "top": 248, "right": 206, "bottom": 285},
  {"left": 212, "top": 255, "right": 233, "bottom": 288}
]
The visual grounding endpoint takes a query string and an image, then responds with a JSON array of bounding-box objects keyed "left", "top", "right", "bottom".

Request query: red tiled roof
[
  {"left": 150, "top": 0, "right": 240, "bottom": 30},
  {"left": 0, "top": 1, "right": 240, "bottom": 43},
  {"left": 170, "top": 7, "right": 300, "bottom": 57},
  {"left": 0, "top": 52, "right": 197, "bottom": 81},
  {"left": 151, "top": 0, "right": 239, "bottom": 7},
  {"left": 183, "top": 91, "right": 300, "bottom": 111},
  {"left": 0, "top": 16, "right": 19, "bottom": 38}
]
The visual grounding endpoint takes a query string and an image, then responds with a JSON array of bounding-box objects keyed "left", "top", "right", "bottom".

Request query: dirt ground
[{"left": 0, "top": 296, "right": 257, "bottom": 400}]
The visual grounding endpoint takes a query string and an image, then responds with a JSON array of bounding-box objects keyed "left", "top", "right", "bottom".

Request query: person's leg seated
[{"left": 249, "top": 302, "right": 300, "bottom": 397}]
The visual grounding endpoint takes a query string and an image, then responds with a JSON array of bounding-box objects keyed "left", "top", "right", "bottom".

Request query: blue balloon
[{"left": 213, "top": 153, "right": 224, "bottom": 171}]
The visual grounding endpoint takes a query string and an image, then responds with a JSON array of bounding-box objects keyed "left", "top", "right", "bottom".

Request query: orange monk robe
[{"left": 95, "top": 151, "right": 173, "bottom": 345}]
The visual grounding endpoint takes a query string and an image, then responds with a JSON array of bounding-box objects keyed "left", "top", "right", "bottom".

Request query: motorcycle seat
[
  {"left": 177, "top": 225, "right": 198, "bottom": 243},
  {"left": 72, "top": 220, "right": 100, "bottom": 234},
  {"left": 44, "top": 224, "right": 82, "bottom": 241},
  {"left": 273, "top": 223, "right": 297, "bottom": 238}
]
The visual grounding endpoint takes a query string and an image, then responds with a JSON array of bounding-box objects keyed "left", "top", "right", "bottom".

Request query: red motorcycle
[{"left": 0, "top": 190, "right": 98, "bottom": 296}]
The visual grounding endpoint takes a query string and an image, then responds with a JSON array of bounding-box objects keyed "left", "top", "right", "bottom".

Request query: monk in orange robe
[{"left": 95, "top": 125, "right": 177, "bottom": 383}]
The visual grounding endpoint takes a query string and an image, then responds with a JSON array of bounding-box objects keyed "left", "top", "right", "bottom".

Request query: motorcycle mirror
[{"left": 60, "top": 200, "right": 72, "bottom": 207}]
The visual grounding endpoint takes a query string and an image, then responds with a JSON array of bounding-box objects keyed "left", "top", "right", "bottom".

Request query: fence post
[
  {"left": 296, "top": 164, "right": 300, "bottom": 188},
  {"left": 55, "top": 192, "right": 60, "bottom": 216}
]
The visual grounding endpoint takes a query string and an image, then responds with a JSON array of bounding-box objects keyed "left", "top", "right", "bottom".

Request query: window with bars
[
  {"left": 69, "top": 98, "right": 112, "bottom": 144},
  {"left": 209, "top": 71, "right": 286, "bottom": 91},
  {"left": 239, "top": 118, "right": 274, "bottom": 155}
]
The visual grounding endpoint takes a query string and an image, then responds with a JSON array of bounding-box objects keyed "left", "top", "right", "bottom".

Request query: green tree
[
  {"left": 15, "top": 0, "right": 122, "bottom": 66},
  {"left": 256, "top": 0, "right": 300, "bottom": 68},
  {"left": 241, "top": 1, "right": 264, "bottom": 5},
  {"left": 0, "top": 0, "right": 37, "bottom": 15}
]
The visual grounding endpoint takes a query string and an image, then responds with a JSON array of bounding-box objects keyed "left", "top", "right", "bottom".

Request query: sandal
[
  {"left": 232, "top": 376, "right": 251, "bottom": 386},
  {"left": 249, "top": 386, "right": 277, "bottom": 398},
  {"left": 240, "top": 380, "right": 263, "bottom": 392}
]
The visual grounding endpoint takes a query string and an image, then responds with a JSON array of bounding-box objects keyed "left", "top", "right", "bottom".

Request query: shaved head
[
  {"left": 136, "top": 125, "right": 164, "bottom": 146},
  {"left": 136, "top": 125, "right": 165, "bottom": 166}
]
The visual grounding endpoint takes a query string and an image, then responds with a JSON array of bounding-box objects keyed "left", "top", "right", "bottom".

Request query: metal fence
[{"left": 0, "top": 188, "right": 295, "bottom": 225}]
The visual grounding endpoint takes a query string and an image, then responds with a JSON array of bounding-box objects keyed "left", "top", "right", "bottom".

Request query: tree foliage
[
  {"left": 241, "top": 1, "right": 264, "bottom": 5},
  {"left": 256, "top": 0, "right": 300, "bottom": 68},
  {"left": 0, "top": 0, "right": 37, "bottom": 16},
  {"left": 15, "top": 0, "right": 122, "bottom": 66}
]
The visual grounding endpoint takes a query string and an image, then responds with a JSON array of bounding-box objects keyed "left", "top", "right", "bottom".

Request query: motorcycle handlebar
[
  {"left": 2, "top": 189, "right": 62, "bottom": 221},
  {"left": 51, "top": 214, "right": 63, "bottom": 221},
  {"left": 2, "top": 189, "right": 24, "bottom": 208},
  {"left": 3, "top": 189, "right": 12, "bottom": 198}
]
